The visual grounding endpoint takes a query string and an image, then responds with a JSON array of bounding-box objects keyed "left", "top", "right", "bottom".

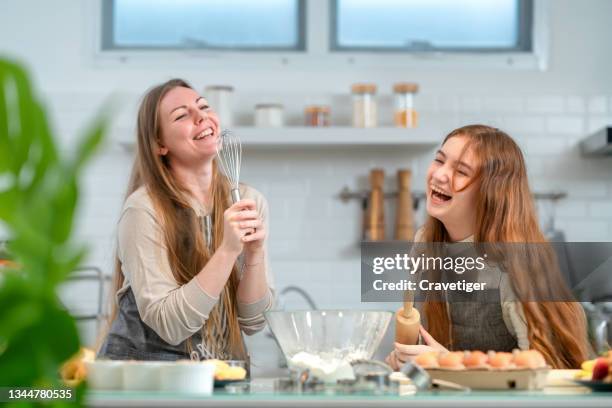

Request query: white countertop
[{"left": 87, "top": 378, "right": 612, "bottom": 408}]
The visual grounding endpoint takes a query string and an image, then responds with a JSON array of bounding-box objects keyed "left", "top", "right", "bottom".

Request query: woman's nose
[{"left": 194, "top": 108, "right": 207, "bottom": 123}]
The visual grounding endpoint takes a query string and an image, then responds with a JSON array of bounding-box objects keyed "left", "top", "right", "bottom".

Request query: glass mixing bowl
[{"left": 265, "top": 310, "right": 392, "bottom": 382}]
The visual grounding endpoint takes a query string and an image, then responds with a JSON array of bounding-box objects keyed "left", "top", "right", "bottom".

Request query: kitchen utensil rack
[{"left": 339, "top": 186, "right": 567, "bottom": 210}]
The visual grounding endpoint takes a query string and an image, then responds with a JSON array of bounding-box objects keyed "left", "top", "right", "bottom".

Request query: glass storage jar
[
  {"left": 304, "top": 105, "right": 330, "bottom": 127},
  {"left": 254, "top": 103, "right": 284, "bottom": 127},
  {"left": 351, "top": 83, "right": 377, "bottom": 128},
  {"left": 393, "top": 82, "right": 419, "bottom": 128}
]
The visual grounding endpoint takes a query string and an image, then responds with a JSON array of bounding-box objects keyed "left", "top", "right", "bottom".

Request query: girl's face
[
  {"left": 426, "top": 135, "right": 480, "bottom": 227},
  {"left": 158, "top": 86, "right": 221, "bottom": 165}
]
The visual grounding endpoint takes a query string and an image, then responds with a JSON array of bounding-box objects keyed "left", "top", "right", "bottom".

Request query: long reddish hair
[{"left": 421, "top": 124, "right": 588, "bottom": 369}]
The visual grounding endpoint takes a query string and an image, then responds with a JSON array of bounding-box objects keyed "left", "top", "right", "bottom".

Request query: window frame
[
  {"left": 100, "top": 0, "right": 307, "bottom": 52},
  {"left": 90, "top": 0, "right": 550, "bottom": 71},
  {"left": 330, "top": 0, "right": 533, "bottom": 53}
]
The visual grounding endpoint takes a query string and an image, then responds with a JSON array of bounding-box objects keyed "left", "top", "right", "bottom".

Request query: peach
[{"left": 592, "top": 358, "right": 610, "bottom": 381}]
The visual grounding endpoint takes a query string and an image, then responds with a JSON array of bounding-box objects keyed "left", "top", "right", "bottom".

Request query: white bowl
[
  {"left": 85, "top": 360, "right": 123, "bottom": 390},
  {"left": 159, "top": 361, "right": 215, "bottom": 395},
  {"left": 122, "top": 361, "right": 167, "bottom": 391}
]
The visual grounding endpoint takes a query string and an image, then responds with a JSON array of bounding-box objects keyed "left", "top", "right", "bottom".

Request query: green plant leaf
[{"left": 0, "top": 57, "right": 109, "bottom": 402}]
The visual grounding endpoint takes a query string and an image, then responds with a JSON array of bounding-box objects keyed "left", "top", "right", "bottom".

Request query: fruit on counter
[
  {"left": 592, "top": 358, "right": 610, "bottom": 381},
  {"left": 581, "top": 359, "right": 596, "bottom": 372},
  {"left": 576, "top": 351, "right": 612, "bottom": 382},
  {"left": 412, "top": 349, "right": 546, "bottom": 370},
  {"left": 60, "top": 347, "right": 95, "bottom": 386},
  {"left": 208, "top": 359, "right": 247, "bottom": 381}
]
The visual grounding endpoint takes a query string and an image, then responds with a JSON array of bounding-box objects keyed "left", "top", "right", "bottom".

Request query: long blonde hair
[
  {"left": 108, "top": 79, "right": 245, "bottom": 358},
  {"left": 422, "top": 124, "right": 588, "bottom": 368}
]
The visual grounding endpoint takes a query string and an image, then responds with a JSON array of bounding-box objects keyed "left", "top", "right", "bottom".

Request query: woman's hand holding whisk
[{"left": 220, "top": 199, "right": 265, "bottom": 256}]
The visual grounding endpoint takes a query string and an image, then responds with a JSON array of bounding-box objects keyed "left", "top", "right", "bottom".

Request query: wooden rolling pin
[
  {"left": 365, "top": 168, "right": 385, "bottom": 241},
  {"left": 394, "top": 169, "right": 414, "bottom": 240},
  {"left": 395, "top": 295, "right": 421, "bottom": 345}
]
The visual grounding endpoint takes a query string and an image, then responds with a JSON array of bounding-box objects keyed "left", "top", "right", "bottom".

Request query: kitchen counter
[{"left": 87, "top": 378, "right": 612, "bottom": 408}]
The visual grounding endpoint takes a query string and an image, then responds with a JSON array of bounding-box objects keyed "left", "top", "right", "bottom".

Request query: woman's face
[
  {"left": 426, "top": 135, "right": 480, "bottom": 227},
  {"left": 157, "top": 86, "right": 221, "bottom": 165}
]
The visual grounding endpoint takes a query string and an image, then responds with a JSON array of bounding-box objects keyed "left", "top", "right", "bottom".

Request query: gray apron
[
  {"left": 98, "top": 213, "right": 241, "bottom": 361},
  {"left": 448, "top": 297, "right": 518, "bottom": 351},
  {"left": 97, "top": 287, "right": 232, "bottom": 361},
  {"left": 445, "top": 269, "right": 518, "bottom": 351}
]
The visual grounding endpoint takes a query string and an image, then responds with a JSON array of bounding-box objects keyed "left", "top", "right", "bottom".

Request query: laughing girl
[{"left": 386, "top": 125, "right": 589, "bottom": 369}]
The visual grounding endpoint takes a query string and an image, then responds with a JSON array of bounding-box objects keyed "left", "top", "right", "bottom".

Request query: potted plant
[{"left": 0, "top": 58, "right": 109, "bottom": 406}]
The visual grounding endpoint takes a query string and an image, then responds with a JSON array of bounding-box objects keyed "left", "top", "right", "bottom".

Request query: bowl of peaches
[{"left": 413, "top": 349, "right": 549, "bottom": 390}]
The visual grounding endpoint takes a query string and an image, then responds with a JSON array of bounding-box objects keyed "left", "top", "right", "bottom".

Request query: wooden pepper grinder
[
  {"left": 394, "top": 169, "right": 414, "bottom": 240},
  {"left": 365, "top": 168, "right": 385, "bottom": 241}
]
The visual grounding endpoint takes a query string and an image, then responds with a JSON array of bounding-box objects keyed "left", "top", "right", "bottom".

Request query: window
[
  {"left": 102, "top": 0, "right": 305, "bottom": 51},
  {"left": 332, "top": 0, "right": 532, "bottom": 52}
]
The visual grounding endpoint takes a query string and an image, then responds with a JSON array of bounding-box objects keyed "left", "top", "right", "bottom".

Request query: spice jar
[
  {"left": 254, "top": 103, "right": 284, "bottom": 127},
  {"left": 304, "top": 105, "right": 330, "bottom": 127},
  {"left": 393, "top": 82, "right": 419, "bottom": 128},
  {"left": 204, "top": 85, "right": 234, "bottom": 128},
  {"left": 351, "top": 83, "right": 377, "bottom": 128}
]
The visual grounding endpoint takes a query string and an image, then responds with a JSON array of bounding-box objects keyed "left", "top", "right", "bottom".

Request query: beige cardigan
[{"left": 115, "top": 184, "right": 274, "bottom": 346}]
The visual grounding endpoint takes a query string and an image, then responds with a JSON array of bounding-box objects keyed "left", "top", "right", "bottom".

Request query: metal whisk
[{"left": 216, "top": 129, "right": 243, "bottom": 203}]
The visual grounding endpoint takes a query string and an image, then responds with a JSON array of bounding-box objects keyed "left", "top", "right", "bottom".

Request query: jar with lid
[
  {"left": 304, "top": 105, "right": 330, "bottom": 127},
  {"left": 204, "top": 85, "right": 234, "bottom": 127},
  {"left": 254, "top": 103, "right": 284, "bottom": 127},
  {"left": 351, "top": 83, "right": 377, "bottom": 128},
  {"left": 393, "top": 82, "right": 419, "bottom": 128}
]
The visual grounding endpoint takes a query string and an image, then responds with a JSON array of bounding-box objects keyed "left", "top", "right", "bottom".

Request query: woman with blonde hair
[
  {"left": 386, "top": 124, "right": 589, "bottom": 369},
  {"left": 98, "top": 79, "right": 273, "bottom": 361}
]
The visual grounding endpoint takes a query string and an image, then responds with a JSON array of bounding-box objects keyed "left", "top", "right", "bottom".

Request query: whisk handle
[
  {"left": 230, "top": 187, "right": 254, "bottom": 236},
  {"left": 231, "top": 188, "right": 241, "bottom": 204}
]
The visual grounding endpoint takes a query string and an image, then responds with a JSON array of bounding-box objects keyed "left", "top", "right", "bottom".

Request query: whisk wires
[{"left": 216, "top": 129, "right": 243, "bottom": 203}]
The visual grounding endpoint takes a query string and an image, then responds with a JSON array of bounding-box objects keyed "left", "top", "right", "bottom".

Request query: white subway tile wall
[
  {"left": 587, "top": 96, "right": 608, "bottom": 114},
  {"left": 566, "top": 97, "right": 586, "bottom": 114},
  {"left": 52, "top": 92, "right": 612, "bottom": 348}
]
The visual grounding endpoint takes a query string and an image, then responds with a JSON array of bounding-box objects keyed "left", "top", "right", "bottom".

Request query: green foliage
[{"left": 0, "top": 59, "right": 109, "bottom": 407}]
